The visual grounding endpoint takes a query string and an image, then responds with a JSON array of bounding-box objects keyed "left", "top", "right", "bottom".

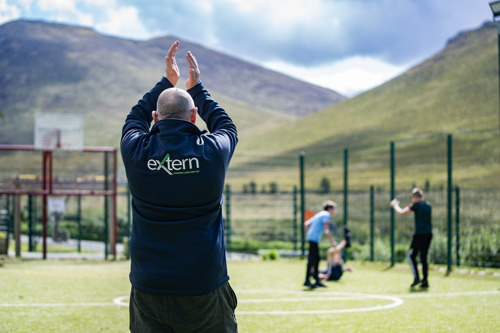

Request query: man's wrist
[
  {"left": 161, "top": 76, "right": 175, "bottom": 89},
  {"left": 187, "top": 81, "right": 204, "bottom": 98}
]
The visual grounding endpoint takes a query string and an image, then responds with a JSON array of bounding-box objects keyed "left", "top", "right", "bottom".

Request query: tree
[
  {"left": 269, "top": 182, "right": 278, "bottom": 194},
  {"left": 249, "top": 181, "right": 257, "bottom": 194},
  {"left": 319, "top": 177, "right": 331, "bottom": 193}
]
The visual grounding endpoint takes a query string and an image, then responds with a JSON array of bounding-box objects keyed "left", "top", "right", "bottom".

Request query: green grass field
[{"left": 0, "top": 258, "right": 498, "bottom": 332}]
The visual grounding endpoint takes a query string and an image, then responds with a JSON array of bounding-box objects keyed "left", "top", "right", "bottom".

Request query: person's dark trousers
[
  {"left": 129, "top": 281, "right": 238, "bottom": 333},
  {"left": 407, "top": 233, "right": 433, "bottom": 281},
  {"left": 305, "top": 241, "right": 320, "bottom": 282}
]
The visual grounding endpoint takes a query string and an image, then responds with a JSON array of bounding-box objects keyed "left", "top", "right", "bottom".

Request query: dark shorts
[
  {"left": 320, "top": 264, "right": 343, "bottom": 281},
  {"left": 129, "top": 281, "right": 238, "bottom": 333}
]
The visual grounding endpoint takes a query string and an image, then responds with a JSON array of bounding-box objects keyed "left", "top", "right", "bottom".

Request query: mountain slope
[
  {"left": 240, "top": 22, "right": 498, "bottom": 153},
  {"left": 233, "top": 22, "right": 499, "bottom": 190},
  {"left": 0, "top": 19, "right": 345, "bottom": 147}
]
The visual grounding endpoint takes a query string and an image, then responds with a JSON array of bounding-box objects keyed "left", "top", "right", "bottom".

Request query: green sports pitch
[{"left": 0, "top": 259, "right": 498, "bottom": 332}]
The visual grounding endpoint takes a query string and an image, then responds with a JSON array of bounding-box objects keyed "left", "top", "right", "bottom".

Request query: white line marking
[
  {"left": 0, "top": 290, "right": 498, "bottom": 312},
  {"left": 240, "top": 296, "right": 376, "bottom": 303},
  {"left": 396, "top": 290, "right": 500, "bottom": 298},
  {"left": 113, "top": 295, "right": 130, "bottom": 306},
  {"left": 237, "top": 293, "right": 403, "bottom": 315},
  {"left": 0, "top": 302, "right": 114, "bottom": 307}
]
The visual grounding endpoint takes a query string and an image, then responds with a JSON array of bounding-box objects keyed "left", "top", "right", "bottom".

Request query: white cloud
[
  {"left": 226, "top": 0, "right": 332, "bottom": 24},
  {"left": 263, "top": 57, "right": 408, "bottom": 97},
  {"left": 73, "top": 10, "right": 93, "bottom": 26},
  {"left": 95, "top": 5, "right": 149, "bottom": 40},
  {"left": 0, "top": 0, "right": 21, "bottom": 24},
  {"left": 13, "top": 0, "right": 34, "bottom": 11},
  {"left": 37, "top": 0, "right": 76, "bottom": 12},
  {"left": 81, "top": 0, "right": 108, "bottom": 5},
  {"left": 14, "top": 0, "right": 149, "bottom": 39},
  {"left": 3, "top": 0, "right": 491, "bottom": 96}
]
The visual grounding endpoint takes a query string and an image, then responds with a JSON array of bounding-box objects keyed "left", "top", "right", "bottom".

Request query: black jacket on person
[{"left": 121, "top": 77, "right": 238, "bottom": 294}]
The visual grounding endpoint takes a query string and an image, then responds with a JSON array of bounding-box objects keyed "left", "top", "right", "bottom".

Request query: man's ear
[
  {"left": 152, "top": 111, "right": 158, "bottom": 123},
  {"left": 190, "top": 107, "right": 197, "bottom": 123}
]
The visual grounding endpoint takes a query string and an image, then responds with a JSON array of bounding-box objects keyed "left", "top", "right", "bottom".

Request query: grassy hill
[
  {"left": 229, "top": 22, "right": 499, "bottom": 191},
  {"left": 0, "top": 19, "right": 345, "bottom": 148},
  {"left": 0, "top": 20, "right": 498, "bottom": 193}
]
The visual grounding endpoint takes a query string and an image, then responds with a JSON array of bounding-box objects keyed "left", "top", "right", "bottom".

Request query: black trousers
[
  {"left": 305, "top": 241, "right": 320, "bottom": 281},
  {"left": 129, "top": 281, "right": 238, "bottom": 333},
  {"left": 407, "top": 233, "right": 433, "bottom": 281}
]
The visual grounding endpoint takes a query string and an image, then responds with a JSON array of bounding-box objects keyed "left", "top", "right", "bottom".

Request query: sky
[{"left": 0, "top": 0, "right": 493, "bottom": 97}]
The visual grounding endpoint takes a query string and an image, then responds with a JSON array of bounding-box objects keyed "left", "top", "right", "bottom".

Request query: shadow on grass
[
  {"left": 409, "top": 287, "right": 429, "bottom": 293},
  {"left": 302, "top": 288, "right": 316, "bottom": 292}
]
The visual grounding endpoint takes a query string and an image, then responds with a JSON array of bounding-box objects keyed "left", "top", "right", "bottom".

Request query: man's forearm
[
  {"left": 326, "top": 232, "right": 336, "bottom": 247},
  {"left": 393, "top": 204, "right": 403, "bottom": 214},
  {"left": 122, "top": 77, "right": 173, "bottom": 139},
  {"left": 188, "top": 82, "right": 236, "bottom": 135}
]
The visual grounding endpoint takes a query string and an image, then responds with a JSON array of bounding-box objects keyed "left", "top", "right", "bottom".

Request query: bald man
[{"left": 121, "top": 41, "right": 238, "bottom": 332}]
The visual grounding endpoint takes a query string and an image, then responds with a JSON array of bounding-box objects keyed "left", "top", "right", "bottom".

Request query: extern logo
[{"left": 147, "top": 153, "right": 200, "bottom": 175}]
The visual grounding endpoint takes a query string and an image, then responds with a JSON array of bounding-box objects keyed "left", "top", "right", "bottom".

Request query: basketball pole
[{"left": 42, "top": 150, "right": 52, "bottom": 260}]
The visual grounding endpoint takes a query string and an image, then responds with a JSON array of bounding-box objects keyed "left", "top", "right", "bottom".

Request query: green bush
[
  {"left": 268, "top": 249, "right": 279, "bottom": 260},
  {"left": 429, "top": 228, "right": 448, "bottom": 264},
  {"left": 461, "top": 226, "right": 500, "bottom": 268},
  {"left": 350, "top": 238, "right": 391, "bottom": 262},
  {"left": 349, "top": 226, "right": 499, "bottom": 268}
]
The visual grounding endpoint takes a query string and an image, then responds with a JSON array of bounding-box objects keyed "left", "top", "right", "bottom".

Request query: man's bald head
[{"left": 156, "top": 88, "right": 196, "bottom": 121}]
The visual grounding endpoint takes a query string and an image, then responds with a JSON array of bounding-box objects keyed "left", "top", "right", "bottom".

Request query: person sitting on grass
[{"left": 318, "top": 239, "right": 353, "bottom": 282}]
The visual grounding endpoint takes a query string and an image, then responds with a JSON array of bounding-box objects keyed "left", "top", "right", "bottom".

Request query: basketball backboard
[{"left": 34, "top": 113, "right": 84, "bottom": 151}]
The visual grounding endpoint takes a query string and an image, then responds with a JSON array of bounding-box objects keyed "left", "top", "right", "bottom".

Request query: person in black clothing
[
  {"left": 391, "top": 187, "right": 433, "bottom": 288},
  {"left": 121, "top": 41, "right": 238, "bottom": 332}
]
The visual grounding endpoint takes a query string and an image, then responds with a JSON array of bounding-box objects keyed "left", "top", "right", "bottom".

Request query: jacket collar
[{"left": 150, "top": 119, "right": 207, "bottom": 136}]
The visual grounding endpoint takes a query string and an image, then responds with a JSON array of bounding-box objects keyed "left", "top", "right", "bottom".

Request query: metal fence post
[
  {"left": 14, "top": 178, "right": 21, "bottom": 258},
  {"left": 77, "top": 195, "right": 82, "bottom": 253},
  {"left": 293, "top": 185, "right": 298, "bottom": 251},
  {"left": 447, "top": 134, "right": 453, "bottom": 273},
  {"left": 390, "top": 142, "right": 395, "bottom": 267},
  {"left": 300, "top": 152, "right": 305, "bottom": 257},
  {"left": 104, "top": 151, "right": 109, "bottom": 260},
  {"left": 343, "top": 149, "right": 348, "bottom": 262},
  {"left": 455, "top": 186, "right": 460, "bottom": 266},
  {"left": 370, "top": 185, "right": 374, "bottom": 261},
  {"left": 6, "top": 195, "right": 11, "bottom": 244},
  {"left": 28, "top": 194, "right": 34, "bottom": 252}
]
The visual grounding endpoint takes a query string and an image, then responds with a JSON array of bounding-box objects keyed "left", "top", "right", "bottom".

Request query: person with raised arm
[{"left": 121, "top": 41, "right": 238, "bottom": 332}]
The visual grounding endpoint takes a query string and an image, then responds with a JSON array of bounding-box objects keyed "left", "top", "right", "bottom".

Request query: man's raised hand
[
  {"left": 165, "top": 41, "right": 180, "bottom": 86},
  {"left": 186, "top": 51, "right": 200, "bottom": 90}
]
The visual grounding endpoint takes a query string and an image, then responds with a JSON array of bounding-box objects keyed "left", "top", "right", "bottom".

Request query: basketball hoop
[{"left": 34, "top": 113, "right": 83, "bottom": 151}]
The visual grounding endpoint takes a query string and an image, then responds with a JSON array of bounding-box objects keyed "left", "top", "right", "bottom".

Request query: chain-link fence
[
  {"left": 1, "top": 128, "right": 498, "bottom": 267},
  {"left": 223, "top": 151, "right": 300, "bottom": 252},
  {"left": 223, "top": 128, "right": 499, "bottom": 267}
]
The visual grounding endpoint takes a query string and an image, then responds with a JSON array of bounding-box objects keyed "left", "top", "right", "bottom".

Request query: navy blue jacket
[{"left": 121, "top": 77, "right": 237, "bottom": 294}]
